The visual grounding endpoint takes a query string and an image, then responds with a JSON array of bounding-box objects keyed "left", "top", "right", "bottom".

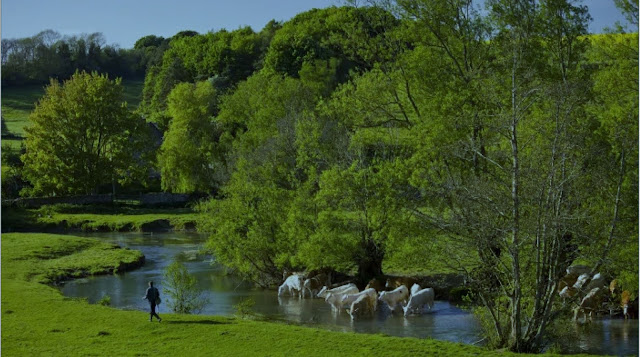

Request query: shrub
[
  {"left": 233, "top": 298, "right": 255, "bottom": 319},
  {"left": 163, "top": 259, "right": 208, "bottom": 314},
  {"left": 97, "top": 295, "right": 111, "bottom": 306},
  {"left": 449, "top": 287, "right": 473, "bottom": 303}
]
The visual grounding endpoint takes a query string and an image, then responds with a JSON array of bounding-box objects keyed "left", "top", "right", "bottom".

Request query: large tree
[
  {"left": 158, "top": 80, "right": 226, "bottom": 193},
  {"left": 21, "top": 71, "right": 150, "bottom": 196}
]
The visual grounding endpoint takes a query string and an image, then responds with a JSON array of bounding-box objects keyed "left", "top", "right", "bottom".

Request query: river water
[{"left": 60, "top": 232, "right": 638, "bottom": 355}]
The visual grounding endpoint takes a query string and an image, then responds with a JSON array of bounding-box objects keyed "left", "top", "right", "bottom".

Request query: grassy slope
[
  {"left": 1, "top": 79, "right": 144, "bottom": 149},
  {"left": 2, "top": 205, "right": 200, "bottom": 232},
  {"left": 2, "top": 233, "right": 588, "bottom": 356}
]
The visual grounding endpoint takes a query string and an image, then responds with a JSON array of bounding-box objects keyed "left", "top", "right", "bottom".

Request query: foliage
[
  {"left": 1, "top": 30, "right": 145, "bottom": 87},
  {"left": 139, "top": 27, "right": 265, "bottom": 130},
  {"left": 584, "top": 32, "right": 639, "bottom": 293},
  {"left": 158, "top": 81, "right": 226, "bottom": 193},
  {"left": 199, "top": 72, "right": 323, "bottom": 285},
  {"left": 232, "top": 297, "right": 255, "bottom": 319},
  {"left": 97, "top": 295, "right": 111, "bottom": 306},
  {"left": 263, "top": 6, "right": 400, "bottom": 79},
  {"left": 163, "top": 259, "right": 208, "bottom": 314},
  {"left": 21, "top": 71, "right": 151, "bottom": 196}
]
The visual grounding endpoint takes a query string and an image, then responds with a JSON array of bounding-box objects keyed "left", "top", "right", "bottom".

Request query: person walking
[{"left": 143, "top": 281, "right": 162, "bottom": 322}]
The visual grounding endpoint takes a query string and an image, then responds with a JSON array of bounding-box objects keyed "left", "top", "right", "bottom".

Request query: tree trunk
[
  {"left": 357, "top": 238, "right": 384, "bottom": 288},
  {"left": 509, "top": 45, "right": 523, "bottom": 352}
]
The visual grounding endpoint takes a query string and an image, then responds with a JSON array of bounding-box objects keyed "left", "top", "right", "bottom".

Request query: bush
[
  {"left": 472, "top": 304, "right": 510, "bottom": 349},
  {"left": 97, "top": 295, "right": 111, "bottom": 306},
  {"left": 233, "top": 298, "right": 255, "bottom": 319},
  {"left": 449, "top": 287, "right": 473, "bottom": 303},
  {"left": 163, "top": 259, "right": 208, "bottom": 314}
]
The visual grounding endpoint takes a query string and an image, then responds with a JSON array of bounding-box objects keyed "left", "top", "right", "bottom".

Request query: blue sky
[{"left": 1, "top": 0, "right": 633, "bottom": 49}]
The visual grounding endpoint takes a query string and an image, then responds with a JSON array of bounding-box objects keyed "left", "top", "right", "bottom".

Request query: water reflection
[
  {"left": 562, "top": 319, "right": 640, "bottom": 355},
  {"left": 60, "top": 232, "right": 638, "bottom": 355}
]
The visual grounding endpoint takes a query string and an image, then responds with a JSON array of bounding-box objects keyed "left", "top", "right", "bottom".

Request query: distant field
[{"left": 1, "top": 78, "right": 144, "bottom": 149}]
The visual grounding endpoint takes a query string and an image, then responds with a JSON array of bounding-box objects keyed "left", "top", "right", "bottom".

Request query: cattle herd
[
  {"left": 278, "top": 271, "right": 435, "bottom": 320},
  {"left": 557, "top": 265, "right": 638, "bottom": 323},
  {"left": 279, "top": 265, "right": 638, "bottom": 323}
]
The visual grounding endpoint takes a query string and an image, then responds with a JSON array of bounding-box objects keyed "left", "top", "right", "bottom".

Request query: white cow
[
  {"left": 403, "top": 287, "right": 435, "bottom": 316},
  {"left": 341, "top": 288, "right": 378, "bottom": 312},
  {"left": 379, "top": 285, "right": 409, "bottom": 312},
  {"left": 572, "top": 273, "right": 590, "bottom": 290},
  {"left": 349, "top": 293, "right": 377, "bottom": 320},
  {"left": 278, "top": 274, "right": 304, "bottom": 297},
  {"left": 410, "top": 283, "right": 421, "bottom": 296},
  {"left": 317, "top": 283, "right": 358, "bottom": 299},
  {"left": 319, "top": 283, "right": 359, "bottom": 311}
]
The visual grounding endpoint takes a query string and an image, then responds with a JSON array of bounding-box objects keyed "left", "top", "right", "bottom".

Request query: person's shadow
[{"left": 165, "top": 319, "right": 232, "bottom": 325}]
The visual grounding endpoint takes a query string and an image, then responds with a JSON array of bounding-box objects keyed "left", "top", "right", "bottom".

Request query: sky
[{"left": 1, "top": 0, "right": 633, "bottom": 49}]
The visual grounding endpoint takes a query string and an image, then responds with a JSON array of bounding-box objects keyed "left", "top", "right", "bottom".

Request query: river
[{"left": 60, "top": 232, "right": 638, "bottom": 355}]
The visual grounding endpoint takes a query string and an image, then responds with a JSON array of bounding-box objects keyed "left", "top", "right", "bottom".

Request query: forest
[{"left": 1, "top": 0, "right": 638, "bottom": 353}]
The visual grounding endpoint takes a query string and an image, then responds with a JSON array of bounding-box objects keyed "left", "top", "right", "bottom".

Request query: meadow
[{"left": 2, "top": 204, "right": 200, "bottom": 233}]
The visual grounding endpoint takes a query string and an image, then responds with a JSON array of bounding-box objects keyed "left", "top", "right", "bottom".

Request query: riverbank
[
  {"left": 2, "top": 232, "right": 587, "bottom": 356},
  {"left": 1, "top": 204, "right": 200, "bottom": 233}
]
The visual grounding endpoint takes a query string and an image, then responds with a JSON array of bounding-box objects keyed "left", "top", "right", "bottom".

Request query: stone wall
[
  {"left": 139, "top": 193, "right": 191, "bottom": 206},
  {"left": 3, "top": 192, "right": 193, "bottom": 208},
  {"left": 5, "top": 194, "right": 113, "bottom": 208}
]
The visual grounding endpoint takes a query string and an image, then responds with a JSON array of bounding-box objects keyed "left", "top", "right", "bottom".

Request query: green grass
[
  {"left": 2, "top": 232, "right": 592, "bottom": 356},
  {"left": 1, "top": 84, "right": 45, "bottom": 139},
  {"left": 121, "top": 78, "right": 144, "bottom": 108},
  {"left": 2, "top": 233, "right": 144, "bottom": 284},
  {"left": 2, "top": 204, "right": 200, "bottom": 232}
]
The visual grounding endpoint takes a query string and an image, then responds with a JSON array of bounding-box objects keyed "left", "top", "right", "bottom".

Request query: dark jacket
[{"left": 145, "top": 287, "right": 160, "bottom": 304}]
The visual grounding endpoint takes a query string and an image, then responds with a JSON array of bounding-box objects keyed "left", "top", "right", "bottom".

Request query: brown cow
[
  {"left": 385, "top": 276, "right": 418, "bottom": 290},
  {"left": 621, "top": 290, "right": 636, "bottom": 319},
  {"left": 302, "top": 273, "right": 330, "bottom": 298},
  {"left": 574, "top": 287, "right": 605, "bottom": 323},
  {"left": 558, "top": 272, "right": 580, "bottom": 293},
  {"left": 609, "top": 279, "right": 620, "bottom": 296},
  {"left": 365, "top": 277, "right": 386, "bottom": 292}
]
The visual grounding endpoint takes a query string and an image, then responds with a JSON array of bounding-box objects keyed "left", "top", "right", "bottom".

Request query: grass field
[
  {"left": 1, "top": 78, "right": 144, "bottom": 149},
  {"left": 2, "top": 204, "right": 200, "bottom": 233},
  {"left": 2, "top": 232, "right": 589, "bottom": 356}
]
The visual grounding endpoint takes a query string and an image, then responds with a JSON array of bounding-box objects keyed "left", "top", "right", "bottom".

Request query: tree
[
  {"left": 333, "top": 0, "right": 621, "bottom": 352},
  {"left": 199, "top": 73, "right": 320, "bottom": 285},
  {"left": 158, "top": 80, "right": 226, "bottom": 193},
  {"left": 585, "top": 32, "right": 639, "bottom": 294},
  {"left": 263, "top": 6, "right": 400, "bottom": 80},
  {"left": 297, "top": 161, "right": 414, "bottom": 286},
  {"left": 392, "top": 0, "right": 598, "bottom": 351},
  {"left": 163, "top": 259, "right": 208, "bottom": 314},
  {"left": 21, "top": 71, "right": 150, "bottom": 196},
  {"left": 613, "top": 0, "right": 639, "bottom": 27},
  {"left": 139, "top": 28, "right": 264, "bottom": 131}
]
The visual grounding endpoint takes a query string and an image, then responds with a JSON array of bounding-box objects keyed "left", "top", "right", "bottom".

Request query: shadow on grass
[{"left": 165, "top": 320, "right": 233, "bottom": 325}]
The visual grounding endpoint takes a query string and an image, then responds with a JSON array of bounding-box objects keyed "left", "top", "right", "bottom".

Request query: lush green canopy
[{"left": 21, "top": 71, "right": 149, "bottom": 196}]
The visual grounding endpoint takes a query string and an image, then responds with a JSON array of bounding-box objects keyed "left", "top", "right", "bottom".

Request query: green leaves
[
  {"left": 163, "top": 259, "right": 208, "bottom": 314},
  {"left": 21, "top": 71, "right": 149, "bottom": 196}
]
